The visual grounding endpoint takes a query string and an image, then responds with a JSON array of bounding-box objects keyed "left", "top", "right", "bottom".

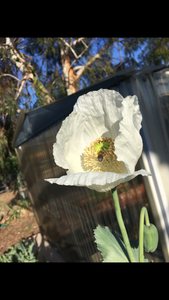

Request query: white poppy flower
[{"left": 45, "top": 89, "right": 151, "bottom": 192}]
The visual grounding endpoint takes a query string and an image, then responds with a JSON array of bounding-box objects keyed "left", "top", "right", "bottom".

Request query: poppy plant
[{"left": 45, "top": 89, "right": 159, "bottom": 262}]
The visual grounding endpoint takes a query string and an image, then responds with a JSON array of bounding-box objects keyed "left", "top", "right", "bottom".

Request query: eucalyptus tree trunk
[
  {"left": 60, "top": 49, "right": 77, "bottom": 95},
  {"left": 59, "top": 37, "right": 115, "bottom": 96}
]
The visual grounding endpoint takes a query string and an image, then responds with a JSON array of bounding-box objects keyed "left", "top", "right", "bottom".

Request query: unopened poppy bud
[{"left": 143, "top": 224, "right": 158, "bottom": 252}]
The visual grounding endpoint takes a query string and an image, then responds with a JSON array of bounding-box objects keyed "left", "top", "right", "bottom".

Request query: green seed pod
[{"left": 143, "top": 224, "right": 158, "bottom": 252}]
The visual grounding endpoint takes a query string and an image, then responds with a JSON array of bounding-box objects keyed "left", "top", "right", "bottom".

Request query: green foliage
[
  {"left": 0, "top": 199, "right": 21, "bottom": 223},
  {"left": 33, "top": 77, "right": 45, "bottom": 106},
  {"left": 0, "top": 196, "right": 31, "bottom": 228},
  {"left": 94, "top": 225, "right": 149, "bottom": 262},
  {"left": 0, "top": 50, "right": 18, "bottom": 182},
  {"left": 14, "top": 199, "right": 31, "bottom": 209},
  {"left": 22, "top": 198, "right": 30, "bottom": 208},
  {"left": 143, "top": 224, "right": 159, "bottom": 253},
  {"left": 0, "top": 155, "right": 21, "bottom": 189},
  {"left": 138, "top": 38, "right": 169, "bottom": 67},
  {"left": 0, "top": 241, "right": 39, "bottom": 262},
  {"left": 3, "top": 155, "right": 19, "bottom": 176},
  {"left": 11, "top": 197, "right": 31, "bottom": 210},
  {"left": 94, "top": 225, "right": 129, "bottom": 262},
  {"left": 0, "top": 199, "right": 14, "bottom": 213}
]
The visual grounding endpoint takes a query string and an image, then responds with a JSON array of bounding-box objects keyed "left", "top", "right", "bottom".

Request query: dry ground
[{"left": 0, "top": 190, "right": 39, "bottom": 255}]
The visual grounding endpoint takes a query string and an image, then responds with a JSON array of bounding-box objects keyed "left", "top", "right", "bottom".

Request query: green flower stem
[
  {"left": 111, "top": 188, "right": 136, "bottom": 262},
  {"left": 0, "top": 200, "right": 14, "bottom": 213},
  {"left": 139, "top": 207, "right": 150, "bottom": 262}
]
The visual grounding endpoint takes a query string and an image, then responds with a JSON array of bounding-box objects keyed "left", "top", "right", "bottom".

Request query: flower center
[
  {"left": 94, "top": 141, "right": 110, "bottom": 153},
  {"left": 81, "top": 137, "right": 128, "bottom": 173}
]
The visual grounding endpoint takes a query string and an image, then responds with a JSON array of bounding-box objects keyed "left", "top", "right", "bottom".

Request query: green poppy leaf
[{"left": 93, "top": 225, "right": 129, "bottom": 262}]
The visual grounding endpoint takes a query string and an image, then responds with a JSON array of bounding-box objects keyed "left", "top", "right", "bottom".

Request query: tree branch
[
  {"left": 71, "top": 38, "right": 86, "bottom": 47},
  {"left": 75, "top": 41, "right": 113, "bottom": 81},
  {"left": 70, "top": 38, "right": 98, "bottom": 70},
  {"left": 0, "top": 74, "right": 21, "bottom": 82},
  {"left": 81, "top": 39, "right": 88, "bottom": 48},
  {"left": 15, "top": 75, "right": 27, "bottom": 101},
  {"left": 12, "top": 38, "right": 24, "bottom": 47},
  {"left": 18, "top": 42, "right": 37, "bottom": 50},
  {"left": 73, "top": 66, "right": 84, "bottom": 71},
  {"left": 60, "top": 37, "right": 78, "bottom": 59},
  {"left": 68, "top": 37, "right": 73, "bottom": 46}
]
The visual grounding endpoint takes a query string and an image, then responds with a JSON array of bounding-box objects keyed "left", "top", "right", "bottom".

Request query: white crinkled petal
[
  {"left": 114, "top": 95, "right": 143, "bottom": 173},
  {"left": 53, "top": 112, "right": 97, "bottom": 172},
  {"left": 74, "top": 89, "right": 123, "bottom": 119},
  {"left": 73, "top": 89, "right": 124, "bottom": 139},
  {"left": 53, "top": 89, "right": 130, "bottom": 174},
  {"left": 45, "top": 169, "right": 151, "bottom": 193},
  {"left": 53, "top": 110, "right": 119, "bottom": 174}
]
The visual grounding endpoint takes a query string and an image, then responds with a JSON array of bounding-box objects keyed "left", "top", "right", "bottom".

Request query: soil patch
[{"left": 0, "top": 191, "right": 39, "bottom": 255}]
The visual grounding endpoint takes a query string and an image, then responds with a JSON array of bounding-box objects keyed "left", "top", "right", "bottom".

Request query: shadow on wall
[{"left": 22, "top": 232, "right": 66, "bottom": 262}]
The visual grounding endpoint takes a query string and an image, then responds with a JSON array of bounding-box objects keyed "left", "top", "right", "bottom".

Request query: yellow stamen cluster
[{"left": 81, "top": 137, "right": 128, "bottom": 173}]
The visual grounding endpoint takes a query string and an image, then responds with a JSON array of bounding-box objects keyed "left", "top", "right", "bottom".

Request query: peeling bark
[
  {"left": 59, "top": 37, "right": 113, "bottom": 95},
  {"left": 60, "top": 50, "right": 77, "bottom": 95}
]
